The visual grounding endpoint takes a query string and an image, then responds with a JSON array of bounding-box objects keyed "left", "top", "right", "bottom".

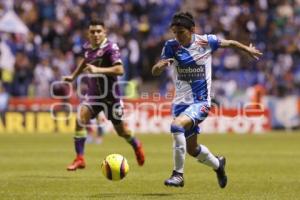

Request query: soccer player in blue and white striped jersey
[{"left": 152, "top": 12, "right": 262, "bottom": 188}]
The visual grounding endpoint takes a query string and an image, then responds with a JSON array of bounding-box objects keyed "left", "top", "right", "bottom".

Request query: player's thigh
[
  {"left": 183, "top": 102, "right": 210, "bottom": 125},
  {"left": 186, "top": 134, "right": 198, "bottom": 156},
  {"left": 172, "top": 114, "right": 194, "bottom": 130}
]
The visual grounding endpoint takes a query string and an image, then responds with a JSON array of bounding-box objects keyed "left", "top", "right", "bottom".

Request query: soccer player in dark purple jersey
[{"left": 62, "top": 19, "right": 145, "bottom": 171}]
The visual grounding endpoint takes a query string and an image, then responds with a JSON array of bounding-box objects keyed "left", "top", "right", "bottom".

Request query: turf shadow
[
  {"left": 89, "top": 193, "right": 174, "bottom": 199},
  {"left": 20, "top": 175, "right": 73, "bottom": 179}
]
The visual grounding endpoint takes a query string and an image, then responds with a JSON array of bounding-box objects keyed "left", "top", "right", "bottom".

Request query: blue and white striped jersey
[{"left": 161, "top": 34, "right": 220, "bottom": 106}]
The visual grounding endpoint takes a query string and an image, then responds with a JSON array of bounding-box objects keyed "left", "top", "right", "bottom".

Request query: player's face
[
  {"left": 88, "top": 25, "right": 106, "bottom": 46},
  {"left": 171, "top": 26, "right": 192, "bottom": 45}
]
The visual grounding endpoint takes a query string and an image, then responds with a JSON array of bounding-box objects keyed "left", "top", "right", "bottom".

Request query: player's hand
[
  {"left": 156, "top": 58, "right": 174, "bottom": 69},
  {"left": 62, "top": 75, "right": 74, "bottom": 82},
  {"left": 247, "top": 43, "right": 263, "bottom": 60},
  {"left": 84, "top": 64, "right": 99, "bottom": 74},
  {"left": 152, "top": 58, "right": 174, "bottom": 76}
]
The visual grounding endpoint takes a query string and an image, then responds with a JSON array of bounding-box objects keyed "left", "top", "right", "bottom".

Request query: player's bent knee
[
  {"left": 174, "top": 145, "right": 186, "bottom": 154},
  {"left": 187, "top": 147, "right": 198, "bottom": 157},
  {"left": 170, "top": 124, "right": 185, "bottom": 134},
  {"left": 78, "top": 106, "right": 92, "bottom": 124},
  {"left": 77, "top": 117, "right": 89, "bottom": 126}
]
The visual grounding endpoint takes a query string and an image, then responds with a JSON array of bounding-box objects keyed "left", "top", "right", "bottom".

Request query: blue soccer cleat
[{"left": 214, "top": 156, "right": 228, "bottom": 188}]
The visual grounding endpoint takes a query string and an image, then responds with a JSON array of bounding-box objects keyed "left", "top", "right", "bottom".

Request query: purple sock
[
  {"left": 128, "top": 137, "right": 139, "bottom": 149},
  {"left": 74, "top": 138, "right": 86, "bottom": 156}
]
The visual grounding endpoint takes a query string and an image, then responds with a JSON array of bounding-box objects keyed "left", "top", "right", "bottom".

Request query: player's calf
[
  {"left": 131, "top": 138, "right": 145, "bottom": 166},
  {"left": 114, "top": 124, "right": 145, "bottom": 166}
]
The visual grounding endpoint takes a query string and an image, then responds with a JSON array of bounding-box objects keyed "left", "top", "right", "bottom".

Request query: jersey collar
[
  {"left": 91, "top": 38, "right": 108, "bottom": 49},
  {"left": 99, "top": 38, "right": 108, "bottom": 48},
  {"left": 182, "top": 34, "right": 195, "bottom": 48}
]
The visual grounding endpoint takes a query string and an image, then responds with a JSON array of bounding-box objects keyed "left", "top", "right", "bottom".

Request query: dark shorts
[{"left": 82, "top": 100, "right": 123, "bottom": 125}]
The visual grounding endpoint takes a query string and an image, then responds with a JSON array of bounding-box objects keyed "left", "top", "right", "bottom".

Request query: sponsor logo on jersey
[
  {"left": 177, "top": 66, "right": 204, "bottom": 74},
  {"left": 96, "top": 49, "right": 104, "bottom": 56},
  {"left": 176, "top": 65, "right": 206, "bottom": 81},
  {"left": 200, "top": 105, "right": 209, "bottom": 113}
]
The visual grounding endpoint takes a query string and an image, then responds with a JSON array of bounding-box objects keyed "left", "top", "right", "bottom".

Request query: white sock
[
  {"left": 196, "top": 144, "right": 220, "bottom": 170},
  {"left": 173, "top": 132, "right": 186, "bottom": 173}
]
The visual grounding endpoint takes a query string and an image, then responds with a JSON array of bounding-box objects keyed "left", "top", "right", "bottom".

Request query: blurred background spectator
[
  {"left": 0, "top": 81, "right": 9, "bottom": 115},
  {"left": 0, "top": 0, "right": 299, "bottom": 106}
]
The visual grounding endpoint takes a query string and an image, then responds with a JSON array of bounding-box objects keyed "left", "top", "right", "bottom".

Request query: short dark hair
[
  {"left": 89, "top": 18, "right": 105, "bottom": 27},
  {"left": 170, "top": 12, "right": 195, "bottom": 30}
]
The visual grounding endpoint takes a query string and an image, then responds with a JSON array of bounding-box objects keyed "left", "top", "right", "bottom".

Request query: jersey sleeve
[
  {"left": 161, "top": 41, "right": 174, "bottom": 59},
  {"left": 109, "top": 43, "right": 122, "bottom": 65},
  {"left": 207, "top": 34, "right": 220, "bottom": 52}
]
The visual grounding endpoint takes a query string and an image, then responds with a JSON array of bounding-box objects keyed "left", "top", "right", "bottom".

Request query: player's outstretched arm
[
  {"left": 219, "top": 39, "right": 263, "bottom": 60},
  {"left": 84, "top": 63, "right": 124, "bottom": 76},
  {"left": 62, "top": 58, "right": 86, "bottom": 82},
  {"left": 152, "top": 58, "right": 174, "bottom": 76}
]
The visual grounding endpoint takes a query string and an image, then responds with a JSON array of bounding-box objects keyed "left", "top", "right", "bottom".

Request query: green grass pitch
[{"left": 0, "top": 132, "right": 300, "bottom": 200}]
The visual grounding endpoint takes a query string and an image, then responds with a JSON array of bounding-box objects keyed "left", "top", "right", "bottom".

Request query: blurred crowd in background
[{"left": 0, "top": 0, "right": 300, "bottom": 108}]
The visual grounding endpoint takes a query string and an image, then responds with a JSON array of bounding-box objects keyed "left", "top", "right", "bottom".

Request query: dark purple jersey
[{"left": 81, "top": 39, "right": 122, "bottom": 102}]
